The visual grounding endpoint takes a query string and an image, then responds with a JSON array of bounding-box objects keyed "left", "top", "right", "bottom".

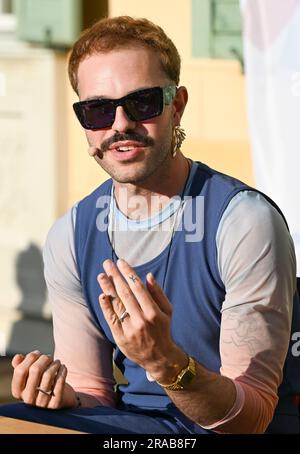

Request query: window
[
  {"left": 192, "top": 0, "right": 243, "bottom": 60},
  {"left": 0, "top": 0, "right": 16, "bottom": 32},
  {"left": 0, "top": 0, "right": 13, "bottom": 13}
]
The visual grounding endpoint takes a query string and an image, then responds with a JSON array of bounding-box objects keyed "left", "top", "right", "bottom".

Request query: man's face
[{"left": 77, "top": 46, "right": 177, "bottom": 184}]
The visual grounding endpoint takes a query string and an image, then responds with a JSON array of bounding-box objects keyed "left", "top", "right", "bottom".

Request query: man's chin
[
  {"left": 95, "top": 151, "right": 169, "bottom": 185},
  {"left": 111, "top": 174, "right": 148, "bottom": 185},
  {"left": 111, "top": 168, "right": 159, "bottom": 185}
]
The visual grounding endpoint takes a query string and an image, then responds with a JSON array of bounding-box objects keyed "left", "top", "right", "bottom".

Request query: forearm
[
  {"left": 147, "top": 346, "right": 277, "bottom": 433},
  {"left": 148, "top": 350, "right": 236, "bottom": 428},
  {"left": 165, "top": 361, "right": 236, "bottom": 428}
]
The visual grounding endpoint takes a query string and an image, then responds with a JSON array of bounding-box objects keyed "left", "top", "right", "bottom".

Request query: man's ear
[{"left": 172, "top": 86, "right": 188, "bottom": 126}]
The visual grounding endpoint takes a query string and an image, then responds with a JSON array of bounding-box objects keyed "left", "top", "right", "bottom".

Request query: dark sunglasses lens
[
  {"left": 74, "top": 88, "right": 164, "bottom": 129},
  {"left": 75, "top": 101, "right": 116, "bottom": 129},
  {"left": 125, "top": 89, "right": 163, "bottom": 121}
]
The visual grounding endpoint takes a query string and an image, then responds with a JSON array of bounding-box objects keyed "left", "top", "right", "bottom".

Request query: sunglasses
[{"left": 73, "top": 85, "right": 177, "bottom": 130}]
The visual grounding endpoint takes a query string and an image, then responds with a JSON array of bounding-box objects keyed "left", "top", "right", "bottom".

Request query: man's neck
[{"left": 113, "top": 153, "right": 190, "bottom": 221}]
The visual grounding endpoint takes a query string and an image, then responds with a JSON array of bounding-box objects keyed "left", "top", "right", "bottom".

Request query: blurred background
[{"left": 0, "top": 0, "right": 299, "bottom": 403}]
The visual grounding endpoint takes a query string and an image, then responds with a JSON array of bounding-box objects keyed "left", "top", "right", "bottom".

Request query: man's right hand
[{"left": 11, "top": 351, "right": 78, "bottom": 409}]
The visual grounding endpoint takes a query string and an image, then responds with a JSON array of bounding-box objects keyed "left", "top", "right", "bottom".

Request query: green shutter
[
  {"left": 14, "top": 0, "right": 82, "bottom": 48},
  {"left": 192, "top": 0, "right": 243, "bottom": 60}
]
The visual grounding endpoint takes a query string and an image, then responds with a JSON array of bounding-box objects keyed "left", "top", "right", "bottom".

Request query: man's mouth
[
  {"left": 108, "top": 141, "right": 147, "bottom": 152},
  {"left": 102, "top": 133, "right": 154, "bottom": 154},
  {"left": 116, "top": 146, "right": 135, "bottom": 152}
]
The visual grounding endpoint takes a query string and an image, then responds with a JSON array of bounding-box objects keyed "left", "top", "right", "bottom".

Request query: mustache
[{"left": 100, "top": 132, "right": 154, "bottom": 152}]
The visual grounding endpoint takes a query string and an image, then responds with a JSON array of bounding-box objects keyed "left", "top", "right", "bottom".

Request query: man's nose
[{"left": 111, "top": 106, "right": 137, "bottom": 132}]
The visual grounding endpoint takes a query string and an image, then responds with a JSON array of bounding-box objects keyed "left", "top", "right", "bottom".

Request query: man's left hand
[{"left": 97, "top": 258, "right": 186, "bottom": 383}]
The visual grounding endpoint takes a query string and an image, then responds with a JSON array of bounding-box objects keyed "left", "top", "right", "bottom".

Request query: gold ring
[{"left": 36, "top": 386, "right": 54, "bottom": 397}]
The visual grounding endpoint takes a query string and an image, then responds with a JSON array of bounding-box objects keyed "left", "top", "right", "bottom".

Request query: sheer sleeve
[
  {"left": 43, "top": 206, "right": 116, "bottom": 407},
  {"left": 213, "top": 191, "right": 296, "bottom": 433}
]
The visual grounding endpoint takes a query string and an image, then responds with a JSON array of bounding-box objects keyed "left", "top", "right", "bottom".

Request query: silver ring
[
  {"left": 36, "top": 386, "right": 54, "bottom": 397},
  {"left": 118, "top": 310, "right": 129, "bottom": 323}
]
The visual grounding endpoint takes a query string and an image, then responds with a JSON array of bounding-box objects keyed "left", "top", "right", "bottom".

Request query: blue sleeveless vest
[{"left": 75, "top": 162, "right": 300, "bottom": 431}]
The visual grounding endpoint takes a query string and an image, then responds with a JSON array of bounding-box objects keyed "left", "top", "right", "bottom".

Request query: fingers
[
  {"left": 98, "top": 272, "right": 123, "bottom": 315},
  {"left": 97, "top": 273, "right": 126, "bottom": 320},
  {"left": 116, "top": 260, "right": 173, "bottom": 319},
  {"left": 21, "top": 354, "right": 53, "bottom": 405},
  {"left": 11, "top": 350, "right": 70, "bottom": 410},
  {"left": 104, "top": 259, "right": 156, "bottom": 316},
  {"left": 98, "top": 262, "right": 140, "bottom": 321},
  {"left": 101, "top": 260, "right": 142, "bottom": 317},
  {"left": 11, "top": 353, "right": 25, "bottom": 369},
  {"left": 116, "top": 259, "right": 160, "bottom": 316},
  {"left": 44, "top": 364, "right": 67, "bottom": 410},
  {"left": 98, "top": 269, "right": 118, "bottom": 300},
  {"left": 98, "top": 259, "right": 172, "bottom": 336},
  {"left": 146, "top": 273, "right": 172, "bottom": 316},
  {"left": 99, "top": 292, "right": 121, "bottom": 326},
  {"left": 35, "top": 360, "right": 61, "bottom": 407},
  {"left": 11, "top": 350, "right": 43, "bottom": 399},
  {"left": 37, "top": 361, "right": 68, "bottom": 410},
  {"left": 99, "top": 259, "right": 172, "bottom": 319}
]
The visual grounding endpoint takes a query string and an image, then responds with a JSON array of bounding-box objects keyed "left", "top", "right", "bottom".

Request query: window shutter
[
  {"left": 14, "top": 0, "right": 107, "bottom": 49},
  {"left": 192, "top": 0, "right": 243, "bottom": 61}
]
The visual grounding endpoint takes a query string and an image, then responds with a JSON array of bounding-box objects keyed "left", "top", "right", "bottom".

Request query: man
[{"left": 1, "top": 16, "right": 299, "bottom": 434}]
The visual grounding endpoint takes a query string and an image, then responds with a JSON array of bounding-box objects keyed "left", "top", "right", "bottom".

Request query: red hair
[{"left": 68, "top": 16, "right": 181, "bottom": 94}]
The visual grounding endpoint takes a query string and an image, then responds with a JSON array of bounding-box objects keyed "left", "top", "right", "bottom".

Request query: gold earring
[{"left": 172, "top": 126, "right": 186, "bottom": 158}]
